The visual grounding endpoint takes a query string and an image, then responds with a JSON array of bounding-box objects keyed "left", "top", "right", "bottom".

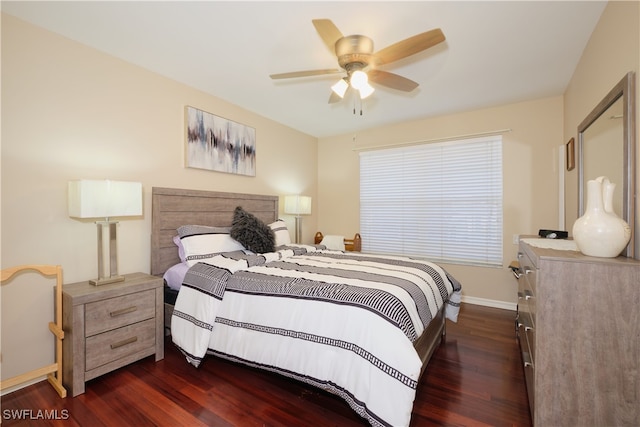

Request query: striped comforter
[{"left": 171, "top": 245, "right": 462, "bottom": 427}]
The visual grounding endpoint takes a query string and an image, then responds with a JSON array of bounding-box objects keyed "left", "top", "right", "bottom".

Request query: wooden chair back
[{"left": 1, "top": 265, "right": 66, "bottom": 398}]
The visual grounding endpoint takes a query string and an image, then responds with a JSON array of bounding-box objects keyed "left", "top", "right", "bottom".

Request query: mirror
[{"left": 577, "top": 72, "right": 636, "bottom": 258}]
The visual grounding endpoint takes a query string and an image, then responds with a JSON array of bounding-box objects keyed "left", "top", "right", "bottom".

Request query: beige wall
[
  {"left": 564, "top": 0, "right": 640, "bottom": 256},
  {"left": 1, "top": 14, "right": 317, "bottom": 383},
  {"left": 318, "top": 97, "right": 564, "bottom": 306}
]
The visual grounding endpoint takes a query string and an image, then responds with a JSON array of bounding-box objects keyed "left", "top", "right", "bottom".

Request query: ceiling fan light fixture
[
  {"left": 350, "top": 70, "right": 369, "bottom": 90},
  {"left": 271, "top": 20, "right": 446, "bottom": 106},
  {"left": 358, "top": 83, "right": 375, "bottom": 99},
  {"left": 331, "top": 78, "right": 349, "bottom": 98}
]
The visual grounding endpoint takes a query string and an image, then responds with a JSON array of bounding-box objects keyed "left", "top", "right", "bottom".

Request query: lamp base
[
  {"left": 294, "top": 216, "right": 302, "bottom": 244},
  {"left": 89, "top": 275, "right": 125, "bottom": 286},
  {"left": 93, "top": 220, "right": 124, "bottom": 286}
]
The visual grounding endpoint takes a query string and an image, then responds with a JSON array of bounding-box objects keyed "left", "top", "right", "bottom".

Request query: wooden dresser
[
  {"left": 515, "top": 238, "right": 640, "bottom": 426},
  {"left": 62, "top": 272, "right": 164, "bottom": 396}
]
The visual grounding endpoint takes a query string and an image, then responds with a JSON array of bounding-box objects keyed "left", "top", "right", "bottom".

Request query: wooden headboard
[{"left": 151, "top": 187, "right": 279, "bottom": 276}]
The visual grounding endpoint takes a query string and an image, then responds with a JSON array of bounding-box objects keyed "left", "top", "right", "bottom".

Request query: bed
[{"left": 151, "top": 187, "right": 462, "bottom": 427}]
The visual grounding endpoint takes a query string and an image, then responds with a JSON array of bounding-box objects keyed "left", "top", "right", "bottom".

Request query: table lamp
[
  {"left": 284, "top": 195, "right": 311, "bottom": 244},
  {"left": 68, "top": 180, "right": 142, "bottom": 285}
]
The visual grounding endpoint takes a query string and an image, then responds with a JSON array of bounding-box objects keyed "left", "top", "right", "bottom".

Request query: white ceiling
[{"left": 2, "top": 1, "right": 607, "bottom": 138}]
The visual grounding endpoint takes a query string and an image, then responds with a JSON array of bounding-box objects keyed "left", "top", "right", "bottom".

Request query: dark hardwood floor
[{"left": 1, "top": 303, "right": 531, "bottom": 426}]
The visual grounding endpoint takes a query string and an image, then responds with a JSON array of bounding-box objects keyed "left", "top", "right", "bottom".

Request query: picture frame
[
  {"left": 185, "top": 106, "right": 256, "bottom": 176},
  {"left": 566, "top": 137, "right": 575, "bottom": 171}
]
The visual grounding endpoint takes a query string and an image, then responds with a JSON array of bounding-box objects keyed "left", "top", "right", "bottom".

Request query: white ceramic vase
[{"left": 573, "top": 176, "right": 631, "bottom": 257}]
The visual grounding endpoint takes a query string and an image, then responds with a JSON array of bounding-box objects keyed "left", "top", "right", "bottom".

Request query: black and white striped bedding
[{"left": 171, "top": 245, "right": 462, "bottom": 427}]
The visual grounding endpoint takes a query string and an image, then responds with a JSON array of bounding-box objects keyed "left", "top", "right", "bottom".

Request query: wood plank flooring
[{"left": 1, "top": 303, "right": 531, "bottom": 426}]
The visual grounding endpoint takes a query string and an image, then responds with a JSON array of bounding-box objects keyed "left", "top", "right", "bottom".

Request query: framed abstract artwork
[{"left": 185, "top": 106, "right": 256, "bottom": 176}]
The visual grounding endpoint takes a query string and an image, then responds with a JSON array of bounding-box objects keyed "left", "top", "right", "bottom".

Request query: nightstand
[{"left": 62, "top": 272, "right": 164, "bottom": 397}]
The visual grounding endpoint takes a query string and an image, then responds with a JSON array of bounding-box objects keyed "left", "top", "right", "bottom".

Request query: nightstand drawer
[
  {"left": 85, "top": 289, "right": 156, "bottom": 336},
  {"left": 85, "top": 318, "right": 156, "bottom": 371}
]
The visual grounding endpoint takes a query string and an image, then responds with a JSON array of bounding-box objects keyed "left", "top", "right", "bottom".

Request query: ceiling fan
[{"left": 270, "top": 19, "right": 446, "bottom": 104}]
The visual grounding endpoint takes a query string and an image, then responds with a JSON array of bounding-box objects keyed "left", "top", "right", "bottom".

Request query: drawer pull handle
[
  {"left": 524, "top": 289, "right": 534, "bottom": 300},
  {"left": 522, "top": 352, "right": 534, "bottom": 368},
  {"left": 518, "top": 318, "right": 534, "bottom": 332},
  {"left": 524, "top": 267, "right": 533, "bottom": 275},
  {"left": 110, "top": 336, "right": 138, "bottom": 349},
  {"left": 110, "top": 306, "right": 137, "bottom": 317}
]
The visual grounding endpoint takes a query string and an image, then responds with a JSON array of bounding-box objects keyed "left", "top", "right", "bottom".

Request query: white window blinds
[{"left": 359, "top": 135, "right": 503, "bottom": 267}]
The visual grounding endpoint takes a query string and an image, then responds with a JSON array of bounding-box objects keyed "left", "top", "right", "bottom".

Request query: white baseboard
[{"left": 461, "top": 295, "right": 517, "bottom": 311}]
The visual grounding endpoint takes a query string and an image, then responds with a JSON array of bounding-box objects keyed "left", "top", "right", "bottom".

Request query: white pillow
[
  {"left": 321, "top": 235, "right": 346, "bottom": 251},
  {"left": 269, "top": 219, "right": 291, "bottom": 246},
  {"left": 173, "top": 235, "right": 187, "bottom": 262},
  {"left": 177, "top": 225, "right": 245, "bottom": 266}
]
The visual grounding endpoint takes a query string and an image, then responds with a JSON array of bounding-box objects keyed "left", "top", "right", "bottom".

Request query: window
[{"left": 359, "top": 135, "right": 503, "bottom": 267}]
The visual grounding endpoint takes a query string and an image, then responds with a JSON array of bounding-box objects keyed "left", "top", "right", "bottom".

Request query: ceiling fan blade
[
  {"left": 312, "top": 19, "right": 344, "bottom": 52},
  {"left": 372, "top": 28, "right": 445, "bottom": 66},
  {"left": 368, "top": 70, "right": 419, "bottom": 92},
  {"left": 270, "top": 69, "right": 342, "bottom": 79}
]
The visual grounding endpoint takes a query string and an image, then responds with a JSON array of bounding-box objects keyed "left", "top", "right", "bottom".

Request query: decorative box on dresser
[
  {"left": 515, "top": 237, "right": 640, "bottom": 426},
  {"left": 62, "top": 272, "right": 164, "bottom": 397}
]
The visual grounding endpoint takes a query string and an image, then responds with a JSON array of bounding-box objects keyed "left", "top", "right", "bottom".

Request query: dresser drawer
[
  {"left": 85, "top": 289, "right": 156, "bottom": 336},
  {"left": 521, "top": 313, "right": 536, "bottom": 362},
  {"left": 519, "top": 251, "right": 537, "bottom": 326},
  {"left": 521, "top": 278, "right": 536, "bottom": 326},
  {"left": 521, "top": 258, "right": 536, "bottom": 293},
  {"left": 85, "top": 318, "right": 156, "bottom": 371},
  {"left": 517, "top": 274, "right": 530, "bottom": 316},
  {"left": 522, "top": 350, "right": 535, "bottom": 417}
]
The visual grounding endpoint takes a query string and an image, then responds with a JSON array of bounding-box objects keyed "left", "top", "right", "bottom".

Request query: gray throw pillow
[{"left": 230, "top": 206, "right": 276, "bottom": 253}]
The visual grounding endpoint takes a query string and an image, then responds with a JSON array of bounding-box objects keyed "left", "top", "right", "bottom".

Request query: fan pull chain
[{"left": 352, "top": 97, "right": 364, "bottom": 116}]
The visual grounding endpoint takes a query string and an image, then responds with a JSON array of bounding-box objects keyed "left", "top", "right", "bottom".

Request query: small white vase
[{"left": 572, "top": 176, "right": 631, "bottom": 258}]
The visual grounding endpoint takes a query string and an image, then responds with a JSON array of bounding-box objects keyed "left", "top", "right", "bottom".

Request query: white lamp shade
[
  {"left": 284, "top": 195, "right": 312, "bottom": 215},
  {"left": 331, "top": 78, "right": 349, "bottom": 98},
  {"left": 359, "top": 83, "right": 375, "bottom": 99},
  {"left": 68, "top": 180, "right": 143, "bottom": 219}
]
